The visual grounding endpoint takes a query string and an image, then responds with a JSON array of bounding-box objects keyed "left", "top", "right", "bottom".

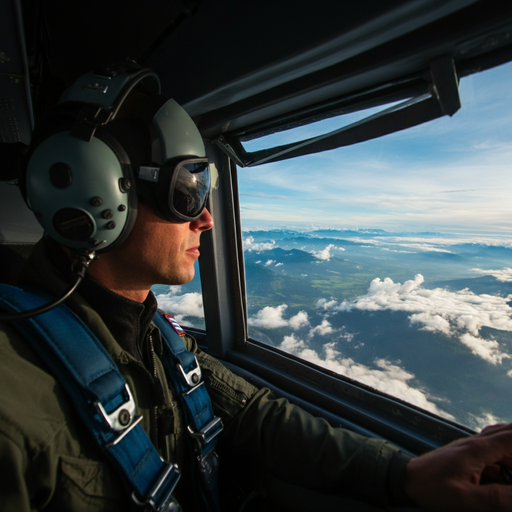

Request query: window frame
[{"left": 196, "top": 141, "right": 475, "bottom": 457}]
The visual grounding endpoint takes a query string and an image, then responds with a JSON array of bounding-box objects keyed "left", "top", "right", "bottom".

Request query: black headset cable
[{"left": 0, "top": 250, "right": 96, "bottom": 322}]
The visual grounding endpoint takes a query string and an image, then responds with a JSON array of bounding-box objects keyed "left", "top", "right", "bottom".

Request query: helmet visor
[{"left": 170, "top": 158, "right": 210, "bottom": 220}]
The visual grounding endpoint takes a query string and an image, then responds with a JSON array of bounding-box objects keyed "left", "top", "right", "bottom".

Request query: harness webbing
[
  {"left": 0, "top": 284, "right": 222, "bottom": 511},
  {"left": 154, "top": 313, "right": 223, "bottom": 511}
]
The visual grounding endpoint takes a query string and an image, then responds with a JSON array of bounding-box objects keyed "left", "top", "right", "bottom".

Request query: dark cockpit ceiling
[{"left": 16, "top": 0, "right": 512, "bottom": 150}]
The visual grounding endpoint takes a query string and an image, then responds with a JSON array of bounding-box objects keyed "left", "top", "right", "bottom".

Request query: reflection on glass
[{"left": 238, "top": 61, "right": 512, "bottom": 432}]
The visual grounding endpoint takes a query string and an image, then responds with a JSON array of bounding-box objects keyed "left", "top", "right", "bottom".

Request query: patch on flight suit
[{"left": 163, "top": 313, "right": 186, "bottom": 336}]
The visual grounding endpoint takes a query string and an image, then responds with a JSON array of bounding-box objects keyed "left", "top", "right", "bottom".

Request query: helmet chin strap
[{"left": 0, "top": 247, "right": 99, "bottom": 322}]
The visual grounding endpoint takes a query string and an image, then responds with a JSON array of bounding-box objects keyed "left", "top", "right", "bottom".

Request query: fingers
[
  {"left": 478, "top": 430, "right": 512, "bottom": 463},
  {"left": 480, "top": 423, "right": 512, "bottom": 436},
  {"left": 405, "top": 425, "right": 512, "bottom": 511},
  {"left": 463, "top": 483, "right": 512, "bottom": 511},
  {"left": 472, "top": 425, "right": 512, "bottom": 469}
]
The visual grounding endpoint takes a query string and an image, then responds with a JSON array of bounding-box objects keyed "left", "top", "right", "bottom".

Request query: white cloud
[
  {"left": 264, "top": 260, "right": 275, "bottom": 266},
  {"left": 471, "top": 267, "right": 512, "bottom": 282},
  {"left": 248, "top": 305, "right": 310, "bottom": 331},
  {"left": 289, "top": 311, "right": 309, "bottom": 330},
  {"left": 310, "top": 244, "right": 343, "bottom": 261},
  {"left": 248, "top": 304, "right": 289, "bottom": 328},
  {"left": 275, "top": 262, "right": 283, "bottom": 267},
  {"left": 316, "top": 298, "right": 338, "bottom": 309},
  {"left": 247, "top": 304, "right": 315, "bottom": 332},
  {"left": 320, "top": 274, "right": 512, "bottom": 365},
  {"left": 243, "top": 236, "right": 276, "bottom": 252},
  {"left": 338, "top": 330, "right": 355, "bottom": 342},
  {"left": 345, "top": 235, "right": 512, "bottom": 251},
  {"left": 384, "top": 236, "right": 512, "bottom": 249},
  {"left": 409, "top": 313, "right": 451, "bottom": 335},
  {"left": 278, "top": 336, "right": 454, "bottom": 420},
  {"left": 248, "top": 304, "right": 347, "bottom": 338},
  {"left": 167, "top": 285, "right": 183, "bottom": 295},
  {"left": 280, "top": 333, "right": 307, "bottom": 352},
  {"left": 382, "top": 248, "right": 417, "bottom": 253},
  {"left": 155, "top": 291, "right": 204, "bottom": 324},
  {"left": 467, "top": 412, "right": 502, "bottom": 432},
  {"left": 397, "top": 244, "right": 454, "bottom": 253},
  {"left": 459, "top": 334, "right": 511, "bottom": 365},
  {"left": 309, "top": 318, "right": 334, "bottom": 336}
]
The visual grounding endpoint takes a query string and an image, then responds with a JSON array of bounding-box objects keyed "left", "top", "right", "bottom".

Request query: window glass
[
  {"left": 152, "top": 260, "right": 205, "bottom": 329},
  {"left": 238, "top": 61, "right": 512, "bottom": 431}
]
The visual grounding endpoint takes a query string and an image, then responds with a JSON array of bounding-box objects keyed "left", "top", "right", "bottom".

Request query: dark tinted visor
[{"left": 171, "top": 159, "right": 210, "bottom": 219}]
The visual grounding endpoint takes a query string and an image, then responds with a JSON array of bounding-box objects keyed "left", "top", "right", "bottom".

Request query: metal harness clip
[
  {"left": 96, "top": 383, "right": 137, "bottom": 432},
  {"left": 131, "top": 462, "right": 181, "bottom": 512},
  {"left": 177, "top": 356, "right": 202, "bottom": 387},
  {"left": 188, "top": 416, "right": 223, "bottom": 446}
]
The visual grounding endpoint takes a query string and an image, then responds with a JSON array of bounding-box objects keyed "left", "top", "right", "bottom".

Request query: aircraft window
[
  {"left": 151, "top": 260, "right": 205, "bottom": 329},
  {"left": 238, "top": 61, "right": 512, "bottom": 432}
]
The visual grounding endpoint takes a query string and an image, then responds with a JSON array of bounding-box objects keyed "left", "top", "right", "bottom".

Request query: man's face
[{"left": 91, "top": 202, "right": 213, "bottom": 293}]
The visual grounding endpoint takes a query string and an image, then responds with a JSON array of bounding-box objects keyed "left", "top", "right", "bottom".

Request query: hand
[{"left": 404, "top": 422, "right": 512, "bottom": 511}]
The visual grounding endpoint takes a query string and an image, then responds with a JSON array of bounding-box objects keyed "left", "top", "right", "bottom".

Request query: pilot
[{"left": 0, "top": 65, "right": 511, "bottom": 512}]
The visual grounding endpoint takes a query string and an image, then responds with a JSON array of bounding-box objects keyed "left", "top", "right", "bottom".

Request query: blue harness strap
[
  {"left": 154, "top": 313, "right": 223, "bottom": 511},
  {"left": 155, "top": 313, "right": 223, "bottom": 457},
  {"left": 0, "top": 283, "right": 220, "bottom": 511}
]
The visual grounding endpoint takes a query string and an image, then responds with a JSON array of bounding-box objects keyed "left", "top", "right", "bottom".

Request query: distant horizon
[
  {"left": 239, "top": 212, "right": 512, "bottom": 237},
  {"left": 239, "top": 225, "right": 512, "bottom": 249},
  {"left": 240, "top": 223, "right": 512, "bottom": 237}
]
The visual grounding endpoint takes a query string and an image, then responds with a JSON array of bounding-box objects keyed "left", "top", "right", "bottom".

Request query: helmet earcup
[{"left": 25, "top": 128, "right": 138, "bottom": 252}]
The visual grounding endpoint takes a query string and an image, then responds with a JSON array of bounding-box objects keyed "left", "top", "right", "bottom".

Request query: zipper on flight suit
[{"left": 146, "top": 325, "right": 162, "bottom": 445}]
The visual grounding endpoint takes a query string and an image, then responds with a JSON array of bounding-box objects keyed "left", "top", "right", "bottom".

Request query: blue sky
[{"left": 237, "top": 60, "right": 512, "bottom": 235}]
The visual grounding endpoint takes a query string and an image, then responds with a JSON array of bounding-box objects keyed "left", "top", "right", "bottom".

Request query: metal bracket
[
  {"left": 96, "top": 383, "right": 137, "bottom": 432},
  {"left": 177, "top": 356, "right": 202, "bottom": 387},
  {"left": 188, "top": 416, "right": 223, "bottom": 446},
  {"left": 430, "top": 55, "right": 461, "bottom": 116},
  {"left": 131, "top": 463, "right": 181, "bottom": 512}
]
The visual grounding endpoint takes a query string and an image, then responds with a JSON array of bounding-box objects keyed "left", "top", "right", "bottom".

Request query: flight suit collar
[
  {"left": 20, "top": 236, "right": 161, "bottom": 363},
  {"left": 78, "top": 276, "right": 158, "bottom": 363}
]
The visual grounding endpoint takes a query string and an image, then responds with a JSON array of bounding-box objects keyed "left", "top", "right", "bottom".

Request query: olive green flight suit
[{"left": 0, "top": 240, "right": 411, "bottom": 511}]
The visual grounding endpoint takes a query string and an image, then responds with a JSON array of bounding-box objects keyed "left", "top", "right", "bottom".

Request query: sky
[{"left": 237, "top": 60, "right": 512, "bottom": 235}]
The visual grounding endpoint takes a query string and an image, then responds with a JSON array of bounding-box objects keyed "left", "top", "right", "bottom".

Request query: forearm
[{"left": 223, "top": 387, "right": 402, "bottom": 507}]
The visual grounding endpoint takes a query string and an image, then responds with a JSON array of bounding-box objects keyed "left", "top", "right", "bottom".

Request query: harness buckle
[
  {"left": 131, "top": 462, "right": 181, "bottom": 512},
  {"left": 188, "top": 416, "right": 223, "bottom": 446},
  {"left": 96, "top": 383, "right": 137, "bottom": 432},
  {"left": 177, "top": 356, "right": 202, "bottom": 387},
  {"left": 198, "top": 449, "right": 220, "bottom": 490}
]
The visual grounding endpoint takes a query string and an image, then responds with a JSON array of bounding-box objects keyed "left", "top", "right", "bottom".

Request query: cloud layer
[
  {"left": 471, "top": 267, "right": 512, "bottom": 282},
  {"left": 247, "top": 305, "right": 342, "bottom": 338},
  {"left": 311, "top": 244, "right": 345, "bottom": 261},
  {"left": 319, "top": 274, "right": 512, "bottom": 365},
  {"left": 248, "top": 304, "right": 309, "bottom": 330},
  {"left": 243, "top": 236, "right": 276, "bottom": 252},
  {"left": 279, "top": 335, "right": 454, "bottom": 419},
  {"left": 155, "top": 287, "right": 204, "bottom": 324}
]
